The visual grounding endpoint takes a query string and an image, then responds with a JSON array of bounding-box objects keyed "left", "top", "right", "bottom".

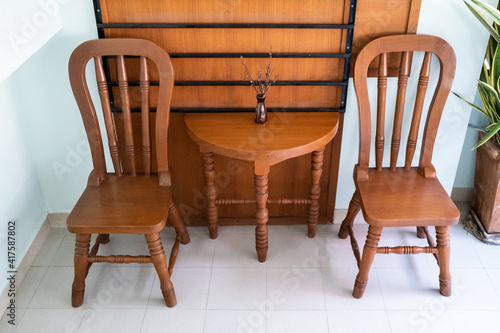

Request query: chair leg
[
  {"left": 436, "top": 226, "right": 452, "bottom": 296},
  {"left": 98, "top": 234, "right": 110, "bottom": 243},
  {"left": 145, "top": 233, "right": 177, "bottom": 307},
  {"left": 307, "top": 147, "right": 325, "bottom": 238},
  {"left": 416, "top": 227, "right": 426, "bottom": 239},
  {"left": 168, "top": 200, "right": 191, "bottom": 244},
  {"left": 353, "top": 226, "right": 382, "bottom": 299},
  {"left": 202, "top": 151, "right": 218, "bottom": 239},
  {"left": 338, "top": 190, "right": 361, "bottom": 239},
  {"left": 72, "top": 233, "right": 91, "bottom": 307}
]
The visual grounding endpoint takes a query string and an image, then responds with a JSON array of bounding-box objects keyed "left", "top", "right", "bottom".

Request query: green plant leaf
[
  {"left": 452, "top": 92, "right": 487, "bottom": 114},
  {"left": 469, "top": 123, "right": 487, "bottom": 132},
  {"left": 474, "top": 120, "right": 500, "bottom": 148},
  {"left": 472, "top": 0, "right": 500, "bottom": 27},
  {"left": 477, "top": 80, "right": 500, "bottom": 103},
  {"left": 477, "top": 84, "right": 500, "bottom": 123},
  {"left": 465, "top": 1, "right": 500, "bottom": 43},
  {"left": 491, "top": 44, "right": 500, "bottom": 90}
]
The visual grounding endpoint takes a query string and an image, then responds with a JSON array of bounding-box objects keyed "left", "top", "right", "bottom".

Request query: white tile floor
[{"left": 2, "top": 202, "right": 500, "bottom": 332}]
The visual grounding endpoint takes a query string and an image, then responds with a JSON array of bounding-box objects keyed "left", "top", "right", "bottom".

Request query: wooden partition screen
[{"left": 92, "top": 0, "right": 421, "bottom": 225}]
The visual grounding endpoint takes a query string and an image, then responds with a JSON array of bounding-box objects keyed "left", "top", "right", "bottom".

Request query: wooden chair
[
  {"left": 338, "top": 35, "right": 460, "bottom": 298},
  {"left": 67, "top": 38, "right": 190, "bottom": 308}
]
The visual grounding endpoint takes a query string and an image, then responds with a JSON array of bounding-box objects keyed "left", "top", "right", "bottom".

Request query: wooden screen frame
[{"left": 90, "top": 0, "right": 422, "bottom": 224}]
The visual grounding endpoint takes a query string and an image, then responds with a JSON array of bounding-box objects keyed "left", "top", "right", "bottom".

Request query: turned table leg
[
  {"left": 308, "top": 147, "right": 325, "bottom": 238},
  {"left": 202, "top": 151, "right": 218, "bottom": 239},
  {"left": 254, "top": 161, "right": 270, "bottom": 262}
]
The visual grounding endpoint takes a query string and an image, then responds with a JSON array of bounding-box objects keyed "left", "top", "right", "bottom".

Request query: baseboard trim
[
  {"left": 48, "top": 213, "right": 69, "bottom": 228},
  {"left": 0, "top": 216, "right": 51, "bottom": 320},
  {"left": 451, "top": 187, "right": 473, "bottom": 202}
]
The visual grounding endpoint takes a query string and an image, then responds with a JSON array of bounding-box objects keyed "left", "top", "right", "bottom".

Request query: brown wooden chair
[
  {"left": 67, "top": 38, "right": 190, "bottom": 308},
  {"left": 338, "top": 34, "right": 460, "bottom": 298}
]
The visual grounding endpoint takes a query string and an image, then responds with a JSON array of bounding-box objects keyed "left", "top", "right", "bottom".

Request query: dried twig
[{"left": 241, "top": 52, "right": 278, "bottom": 96}]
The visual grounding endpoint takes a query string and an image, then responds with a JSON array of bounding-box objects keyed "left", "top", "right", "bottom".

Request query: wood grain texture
[
  {"left": 308, "top": 147, "right": 325, "bottom": 238},
  {"left": 67, "top": 39, "right": 189, "bottom": 308},
  {"left": 185, "top": 112, "right": 338, "bottom": 166},
  {"left": 255, "top": 173, "right": 270, "bottom": 262},
  {"left": 95, "top": 0, "right": 422, "bottom": 225},
  {"left": 187, "top": 112, "right": 337, "bottom": 260},
  {"left": 202, "top": 151, "right": 218, "bottom": 239},
  {"left": 340, "top": 34, "right": 459, "bottom": 299}
]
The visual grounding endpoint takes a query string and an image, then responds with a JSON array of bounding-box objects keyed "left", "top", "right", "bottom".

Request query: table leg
[
  {"left": 255, "top": 162, "right": 270, "bottom": 262},
  {"left": 308, "top": 147, "right": 325, "bottom": 238},
  {"left": 202, "top": 151, "right": 218, "bottom": 239}
]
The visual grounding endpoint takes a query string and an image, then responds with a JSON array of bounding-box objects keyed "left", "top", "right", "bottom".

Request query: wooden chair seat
[
  {"left": 67, "top": 174, "right": 171, "bottom": 234},
  {"left": 358, "top": 168, "right": 460, "bottom": 227}
]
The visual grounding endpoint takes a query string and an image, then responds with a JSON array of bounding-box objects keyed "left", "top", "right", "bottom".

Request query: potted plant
[{"left": 456, "top": 0, "right": 500, "bottom": 242}]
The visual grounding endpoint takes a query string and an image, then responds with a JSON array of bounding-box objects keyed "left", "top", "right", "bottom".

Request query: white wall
[
  {"left": 10, "top": 0, "right": 98, "bottom": 213},
  {"left": 0, "top": 77, "right": 47, "bottom": 294},
  {"left": 0, "top": 0, "right": 96, "bottom": 296},
  {"left": 336, "top": 0, "right": 497, "bottom": 208}
]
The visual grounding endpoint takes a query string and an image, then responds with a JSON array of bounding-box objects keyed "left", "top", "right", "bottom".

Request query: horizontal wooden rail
[
  {"left": 88, "top": 255, "right": 152, "bottom": 264},
  {"left": 215, "top": 198, "right": 311, "bottom": 205},
  {"left": 377, "top": 246, "right": 437, "bottom": 255}
]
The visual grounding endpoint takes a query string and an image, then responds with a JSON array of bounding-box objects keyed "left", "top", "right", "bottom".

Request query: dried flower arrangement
[{"left": 240, "top": 53, "right": 279, "bottom": 97}]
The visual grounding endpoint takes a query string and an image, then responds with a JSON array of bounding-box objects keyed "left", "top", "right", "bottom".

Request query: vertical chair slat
[
  {"left": 405, "top": 52, "right": 431, "bottom": 170},
  {"left": 116, "top": 55, "right": 136, "bottom": 176},
  {"left": 95, "top": 56, "right": 122, "bottom": 176},
  {"left": 140, "top": 56, "right": 151, "bottom": 176},
  {"left": 375, "top": 53, "right": 388, "bottom": 171},
  {"left": 390, "top": 51, "right": 411, "bottom": 171}
]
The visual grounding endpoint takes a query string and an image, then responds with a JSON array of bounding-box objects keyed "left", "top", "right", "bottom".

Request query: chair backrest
[
  {"left": 353, "top": 34, "right": 456, "bottom": 180},
  {"left": 69, "top": 38, "right": 174, "bottom": 186}
]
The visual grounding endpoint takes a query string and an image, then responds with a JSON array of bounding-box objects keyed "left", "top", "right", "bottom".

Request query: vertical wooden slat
[
  {"left": 376, "top": 53, "right": 388, "bottom": 171},
  {"left": 116, "top": 55, "right": 136, "bottom": 176},
  {"left": 140, "top": 56, "right": 151, "bottom": 176},
  {"left": 95, "top": 56, "right": 122, "bottom": 176},
  {"left": 390, "top": 51, "right": 410, "bottom": 171},
  {"left": 405, "top": 52, "right": 431, "bottom": 170}
]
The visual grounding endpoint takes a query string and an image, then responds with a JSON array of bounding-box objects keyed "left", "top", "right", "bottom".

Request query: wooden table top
[{"left": 185, "top": 112, "right": 339, "bottom": 166}]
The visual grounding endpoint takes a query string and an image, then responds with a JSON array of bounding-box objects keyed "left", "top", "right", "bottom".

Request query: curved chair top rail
[
  {"left": 353, "top": 34, "right": 456, "bottom": 180},
  {"left": 69, "top": 38, "right": 175, "bottom": 186}
]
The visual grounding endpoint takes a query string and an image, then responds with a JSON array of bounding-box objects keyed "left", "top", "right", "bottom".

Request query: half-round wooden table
[{"left": 185, "top": 112, "right": 339, "bottom": 262}]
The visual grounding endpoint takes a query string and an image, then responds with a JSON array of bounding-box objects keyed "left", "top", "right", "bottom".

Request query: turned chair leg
[
  {"left": 307, "top": 147, "right": 325, "bottom": 238},
  {"left": 72, "top": 233, "right": 91, "bottom": 307},
  {"left": 168, "top": 200, "right": 191, "bottom": 244},
  {"left": 436, "top": 226, "right": 452, "bottom": 296},
  {"left": 255, "top": 173, "right": 269, "bottom": 263},
  {"left": 145, "top": 233, "right": 177, "bottom": 307},
  {"left": 339, "top": 191, "right": 362, "bottom": 266},
  {"left": 202, "top": 151, "right": 218, "bottom": 239},
  {"left": 338, "top": 190, "right": 361, "bottom": 239},
  {"left": 353, "top": 226, "right": 382, "bottom": 299},
  {"left": 416, "top": 226, "right": 426, "bottom": 239}
]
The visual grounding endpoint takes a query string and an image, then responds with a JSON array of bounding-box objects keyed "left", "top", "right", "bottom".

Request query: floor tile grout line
[
  {"left": 23, "top": 265, "right": 50, "bottom": 311},
  {"left": 137, "top": 307, "right": 148, "bottom": 333},
  {"left": 201, "top": 239, "right": 216, "bottom": 331},
  {"left": 47, "top": 231, "right": 71, "bottom": 267}
]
